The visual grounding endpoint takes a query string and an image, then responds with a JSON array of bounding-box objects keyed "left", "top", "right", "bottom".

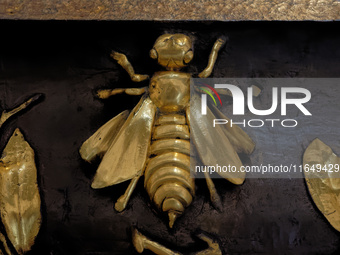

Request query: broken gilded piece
[
  {"left": 0, "top": 129, "right": 41, "bottom": 254},
  {"left": 0, "top": 94, "right": 42, "bottom": 129},
  {"left": 303, "top": 138, "right": 340, "bottom": 231},
  {"left": 133, "top": 229, "right": 222, "bottom": 255}
]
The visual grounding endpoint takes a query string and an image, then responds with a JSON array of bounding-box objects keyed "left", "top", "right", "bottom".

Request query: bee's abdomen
[
  {"left": 144, "top": 113, "right": 194, "bottom": 228},
  {"left": 150, "top": 139, "right": 190, "bottom": 155}
]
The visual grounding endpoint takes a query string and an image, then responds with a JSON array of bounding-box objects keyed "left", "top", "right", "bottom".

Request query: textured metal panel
[{"left": 0, "top": 0, "right": 339, "bottom": 21}]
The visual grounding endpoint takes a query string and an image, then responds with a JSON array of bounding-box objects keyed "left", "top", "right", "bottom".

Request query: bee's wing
[
  {"left": 303, "top": 139, "right": 340, "bottom": 231},
  {"left": 80, "top": 110, "right": 129, "bottom": 162},
  {"left": 209, "top": 104, "right": 255, "bottom": 155},
  {"left": 91, "top": 96, "right": 157, "bottom": 189},
  {"left": 188, "top": 93, "right": 252, "bottom": 185}
]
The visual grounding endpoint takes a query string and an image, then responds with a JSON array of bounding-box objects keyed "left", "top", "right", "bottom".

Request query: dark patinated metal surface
[{"left": 1, "top": 21, "right": 340, "bottom": 254}]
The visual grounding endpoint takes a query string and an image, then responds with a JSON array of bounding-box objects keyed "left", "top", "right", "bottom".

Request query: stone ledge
[{"left": 0, "top": 0, "right": 339, "bottom": 21}]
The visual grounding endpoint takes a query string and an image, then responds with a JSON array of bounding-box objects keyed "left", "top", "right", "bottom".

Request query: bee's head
[{"left": 150, "top": 34, "right": 193, "bottom": 70}]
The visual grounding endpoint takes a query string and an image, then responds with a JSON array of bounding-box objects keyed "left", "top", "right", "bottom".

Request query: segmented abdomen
[{"left": 144, "top": 113, "right": 194, "bottom": 228}]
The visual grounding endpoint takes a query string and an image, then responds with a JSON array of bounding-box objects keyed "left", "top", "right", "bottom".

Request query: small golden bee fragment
[{"left": 80, "top": 33, "right": 255, "bottom": 228}]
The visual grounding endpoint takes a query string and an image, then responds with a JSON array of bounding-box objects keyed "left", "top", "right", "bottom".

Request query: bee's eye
[
  {"left": 175, "top": 38, "right": 185, "bottom": 46},
  {"left": 162, "top": 38, "right": 170, "bottom": 44},
  {"left": 156, "top": 38, "right": 169, "bottom": 47}
]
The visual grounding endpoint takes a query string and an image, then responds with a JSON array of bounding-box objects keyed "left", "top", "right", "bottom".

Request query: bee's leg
[
  {"left": 203, "top": 172, "right": 223, "bottom": 212},
  {"left": 110, "top": 51, "right": 149, "bottom": 82},
  {"left": 125, "top": 88, "right": 147, "bottom": 95},
  {"left": 115, "top": 176, "right": 141, "bottom": 212},
  {"left": 97, "top": 87, "right": 147, "bottom": 99},
  {"left": 198, "top": 37, "right": 226, "bottom": 78},
  {"left": 195, "top": 233, "right": 222, "bottom": 255},
  {"left": 132, "top": 229, "right": 182, "bottom": 255}
]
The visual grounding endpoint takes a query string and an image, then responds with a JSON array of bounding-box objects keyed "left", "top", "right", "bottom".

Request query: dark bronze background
[{"left": 1, "top": 21, "right": 340, "bottom": 254}]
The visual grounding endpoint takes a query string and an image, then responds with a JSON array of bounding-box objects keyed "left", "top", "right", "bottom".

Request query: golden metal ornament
[
  {"left": 0, "top": 129, "right": 42, "bottom": 255},
  {"left": 303, "top": 138, "right": 340, "bottom": 231},
  {"left": 133, "top": 229, "right": 222, "bottom": 255},
  {"left": 80, "top": 33, "right": 255, "bottom": 228}
]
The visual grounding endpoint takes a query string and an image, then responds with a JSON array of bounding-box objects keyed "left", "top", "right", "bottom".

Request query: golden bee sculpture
[{"left": 80, "top": 33, "right": 255, "bottom": 228}]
